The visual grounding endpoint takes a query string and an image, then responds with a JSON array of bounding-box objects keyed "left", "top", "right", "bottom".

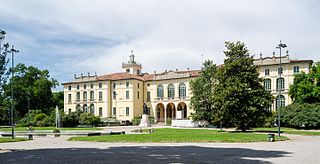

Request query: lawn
[
  {"left": 0, "top": 137, "right": 28, "bottom": 143},
  {"left": 252, "top": 127, "right": 320, "bottom": 136},
  {"left": 0, "top": 126, "right": 102, "bottom": 132},
  {"left": 69, "top": 128, "right": 288, "bottom": 143}
]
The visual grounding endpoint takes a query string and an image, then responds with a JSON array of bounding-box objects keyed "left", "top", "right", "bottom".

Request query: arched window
[
  {"left": 83, "top": 91, "right": 87, "bottom": 101},
  {"left": 276, "top": 77, "right": 285, "bottom": 91},
  {"left": 263, "top": 79, "right": 271, "bottom": 91},
  {"left": 83, "top": 104, "right": 88, "bottom": 113},
  {"left": 90, "top": 104, "right": 95, "bottom": 114},
  {"left": 76, "top": 92, "right": 80, "bottom": 101},
  {"left": 276, "top": 95, "right": 285, "bottom": 110},
  {"left": 179, "top": 83, "right": 186, "bottom": 98},
  {"left": 90, "top": 91, "right": 94, "bottom": 101},
  {"left": 168, "top": 84, "right": 175, "bottom": 99},
  {"left": 76, "top": 104, "right": 81, "bottom": 112},
  {"left": 157, "top": 85, "right": 164, "bottom": 98}
]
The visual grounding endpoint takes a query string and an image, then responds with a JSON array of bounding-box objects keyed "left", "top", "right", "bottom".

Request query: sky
[{"left": 0, "top": 0, "right": 320, "bottom": 90}]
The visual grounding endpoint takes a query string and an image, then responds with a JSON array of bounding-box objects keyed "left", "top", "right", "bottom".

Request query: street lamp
[
  {"left": 10, "top": 45, "right": 19, "bottom": 139},
  {"left": 276, "top": 40, "right": 287, "bottom": 137}
]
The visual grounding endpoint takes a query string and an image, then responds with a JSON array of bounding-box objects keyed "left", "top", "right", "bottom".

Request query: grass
[
  {"left": 0, "top": 137, "right": 28, "bottom": 143},
  {"left": 252, "top": 127, "right": 320, "bottom": 136},
  {"left": 0, "top": 126, "right": 102, "bottom": 132},
  {"left": 69, "top": 128, "right": 288, "bottom": 143}
]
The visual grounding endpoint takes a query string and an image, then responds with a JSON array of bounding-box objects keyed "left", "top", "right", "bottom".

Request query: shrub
[
  {"left": 148, "top": 116, "right": 155, "bottom": 124},
  {"left": 132, "top": 117, "right": 141, "bottom": 126},
  {"left": 61, "top": 111, "right": 82, "bottom": 127},
  {"left": 281, "top": 103, "right": 320, "bottom": 129},
  {"left": 79, "top": 113, "right": 101, "bottom": 126}
]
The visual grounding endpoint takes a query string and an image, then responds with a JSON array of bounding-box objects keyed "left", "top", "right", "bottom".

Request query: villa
[{"left": 63, "top": 51, "right": 312, "bottom": 124}]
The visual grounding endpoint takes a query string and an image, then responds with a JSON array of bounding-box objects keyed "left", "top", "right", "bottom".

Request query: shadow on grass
[{"left": 0, "top": 146, "right": 290, "bottom": 164}]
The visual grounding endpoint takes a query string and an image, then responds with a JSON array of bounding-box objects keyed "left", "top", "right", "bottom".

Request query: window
[
  {"left": 126, "top": 107, "right": 129, "bottom": 116},
  {"left": 83, "top": 104, "right": 88, "bottom": 113},
  {"left": 90, "top": 83, "right": 93, "bottom": 89},
  {"left": 77, "top": 85, "right": 80, "bottom": 90},
  {"left": 126, "top": 69, "right": 130, "bottom": 73},
  {"left": 99, "top": 91, "right": 102, "bottom": 100},
  {"left": 179, "top": 83, "right": 186, "bottom": 98},
  {"left": 90, "top": 104, "right": 95, "bottom": 114},
  {"left": 276, "top": 77, "right": 285, "bottom": 91},
  {"left": 157, "top": 85, "right": 164, "bottom": 98},
  {"left": 113, "top": 107, "right": 116, "bottom": 116},
  {"left": 278, "top": 67, "right": 283, "bottom": 75},
  {"left": 137, "top": 69, "right": 140, "bottom": 75},
  {"left": 113, "top": 82, "right": 116, "bottom": 89},
  {"left": 83, "top": 91, "right": 87, "bottom": 101},
  {"left": 113, "top": 91, "right": 117, "bottom": 99},
  {"left": 263, "top": 79, "right": 271, "bottom": 91},
  {"left": 265, "top": 69, "right": 270, "bottom": 76},
  {"left": 276, "top": 95, "right": 285, "bottom": 110},
  {"left": 168, "top": 84, "right": 175, "bottom": 99},
  {"left": 137, "top": 91, "right": 140, "bottom": 99},
  {"left": 99, "top": 107, "right": 102, "bottom": 116},
  {"left": 68, "top": 108, "right": 71, "bottom": 114},
  {"left": 137, "top": 83, "right": 140, "bottom": 88},
  {"left": 99, "top": 82, "right": 102, "bottom": 88},
  {"left": 126, "top": 81, "right": 129, "bottom": 88},
  {"left": 293, "top": 66, "right": 300, "bottom": 74},
  {"left": 84, "top": 84, "right": 87, "bottom": 89},
  {"left": 147, "top": 91, "right": 151, "bottom": 102},
  {"left": 76, "top": 104, "right": 81, "bottom": 112},
  {"left": 68, "top": 86, "right": 71, "bottom": 91},
  {"left": 126, "top": 90, "right": 129, "bottom": 99},
  {"left": 68, "top": 94, "right": 71, "bottom": 102},
  {"left": 147, "top": 83, "right": 150, "bottom": 86},
  {"left": 76, "top": 92, "right": 80, "bottom": 101},
  {"left": 90, "top": 91, "right": 94, "bottom": 101}
]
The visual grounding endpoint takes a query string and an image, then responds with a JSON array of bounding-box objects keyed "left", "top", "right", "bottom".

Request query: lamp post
[
  {"left": 10, "top": 45, "right": 19, "bottom": 139},
  {"left": 276, "top": 40, "right": 287, "bottom": 137}
]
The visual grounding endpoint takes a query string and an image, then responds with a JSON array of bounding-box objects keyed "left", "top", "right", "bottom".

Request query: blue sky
[{"left": 1, "top": 0, "right": 320, "bottom": 90}]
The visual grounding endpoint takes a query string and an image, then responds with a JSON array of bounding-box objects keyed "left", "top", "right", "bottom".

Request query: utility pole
[{"left": 10, "top": 45, "right": 19, "bottom": 139}]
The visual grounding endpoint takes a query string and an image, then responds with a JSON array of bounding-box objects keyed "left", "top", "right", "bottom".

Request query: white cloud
[{"left": 1, "top": 0, "right": 320, "bottom": 85}]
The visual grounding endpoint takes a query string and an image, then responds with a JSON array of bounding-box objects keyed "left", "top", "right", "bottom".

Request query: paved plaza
[{"left": 0, "top": 127, "right": 320, "bottom": 164}]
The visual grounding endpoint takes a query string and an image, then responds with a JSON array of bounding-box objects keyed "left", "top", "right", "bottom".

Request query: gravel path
[{"left": 0, "top": 128, "right": 319, "bottom": 164}]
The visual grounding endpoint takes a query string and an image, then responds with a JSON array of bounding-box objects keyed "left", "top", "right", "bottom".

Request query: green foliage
[
  {"left": 280, "top": 103, "right": 320, "bottom": 128},
  {"left": 289, "top": 62, "right": 320, "bottom": 103},
  {"left": 190, "top": 60, "right": 218, "bottom": 122},
  {"left": 79, "top": 112, "right": 101, "bottom": 126},
  {"left": 148, "top": 116, "right": 155, "bottom": 124},
  {"left": 61, "top": 111, "right": 82, "bottom": 127},
  {"left": 214, "top": 42, "right": 273, "bottom": 130},
  {"left": 190, "top": 42, "right": 273, "bottom": 131},
  {"left": 131, "top": 117, "right": 141, "bottom": 126},
  {"left": 17, "top": 109, "right": 60, "bottom": 127},
  {"left": 4, "top": 64, "right": 58, "bottom": 118}
]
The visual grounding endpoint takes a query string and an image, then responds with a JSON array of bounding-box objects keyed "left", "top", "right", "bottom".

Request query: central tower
[{"left": 122, "top": 50, "right": 142, "bottom": 75}]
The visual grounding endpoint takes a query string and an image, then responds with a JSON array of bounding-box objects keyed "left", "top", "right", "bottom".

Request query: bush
[
  {"left": 281, "top": 103, "right": 320, "bottom": 129},
  {"left": 61, "top": 111, "right": 82, "bottom": 127},
  {"left": 132, "top": 117, "right": 141, "bottom": 126},
  {"left": 148, "top": 116, "right": 155, "bottom": 124},
  {"left": 79, "top": 113, "right": 101, "bottom": 126}
]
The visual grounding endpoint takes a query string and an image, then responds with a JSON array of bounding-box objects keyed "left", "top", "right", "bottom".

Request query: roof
[{"left": 62, "top": 70, "right": 201, "bottom": 85}]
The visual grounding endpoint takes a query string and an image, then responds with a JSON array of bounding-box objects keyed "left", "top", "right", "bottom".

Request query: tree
[
  {"left": 289, "top": 62, "right": 320, "bottom": 103},
  {"left": 190, "top": 60, "right": 218, "bottom": 122},
  {"left": 0, "top": 29, "right": 10, "bottom": 92},
  {"left": 215, "top": 42, "right": 273, "bottom": 131},
  {"left": 4, "top": 64, "right": 58, "bottom": 118}
]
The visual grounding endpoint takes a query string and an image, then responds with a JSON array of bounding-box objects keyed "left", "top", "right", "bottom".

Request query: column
[{"left": 164, "top": 107, "right": 167, "bottom": 126}]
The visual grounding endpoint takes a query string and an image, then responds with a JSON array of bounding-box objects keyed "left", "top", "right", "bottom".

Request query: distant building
[{"left": 63, "top": 51, "right": 312, "bottom": 123}]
